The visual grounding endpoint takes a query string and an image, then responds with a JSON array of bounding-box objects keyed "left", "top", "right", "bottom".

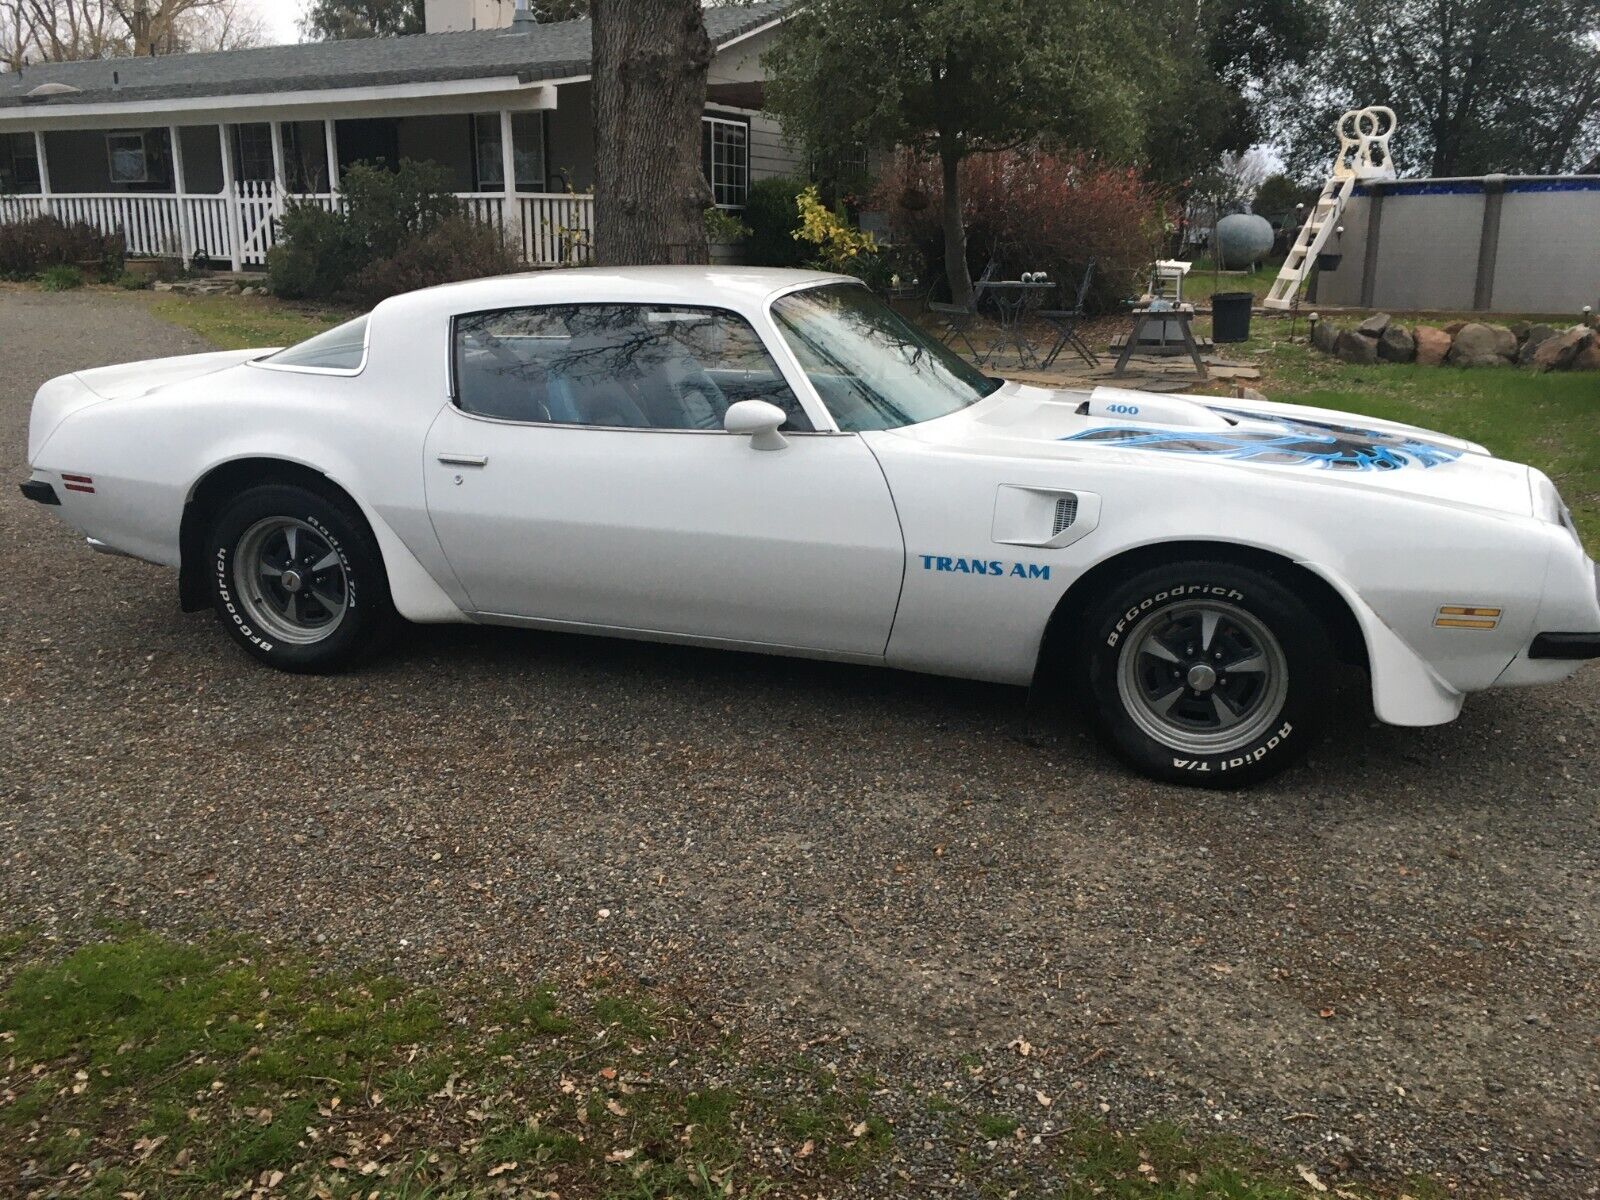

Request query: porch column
[
  {"left": 269, "top": 119, "right": 287, "bottom": 198},
  {"left": 323, "top": 118, "right": 340, "bottom": 194},
  {"left": 218, "top": 124, "right": 242, "bottom": 271},
  {"left": 33, "top": 130, "right": 52, "bottom": 215},
  {"left": 499, "top": 109, "right": 519, "bottom": 252},
  {"left": 168, "top": 125, "right": 194, "bottom": 263}
]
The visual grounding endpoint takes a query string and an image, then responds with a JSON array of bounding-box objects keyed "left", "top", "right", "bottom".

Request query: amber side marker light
[{"left": 1435, "top": 605, "right": 1501, "bottom": 630}]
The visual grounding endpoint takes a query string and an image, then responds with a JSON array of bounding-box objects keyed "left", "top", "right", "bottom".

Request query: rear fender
[{"left": 179, "top": 455, "right": 467, "bottom": 625}]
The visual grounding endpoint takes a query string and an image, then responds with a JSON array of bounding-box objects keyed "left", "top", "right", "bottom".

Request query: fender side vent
[{"left": 1052, "top": 494, "right": 1079, "bottom": 535}]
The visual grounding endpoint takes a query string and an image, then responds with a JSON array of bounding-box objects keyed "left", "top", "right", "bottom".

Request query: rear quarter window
[{"left": 259, "top": 316, "right": 370, "bottom": 373}]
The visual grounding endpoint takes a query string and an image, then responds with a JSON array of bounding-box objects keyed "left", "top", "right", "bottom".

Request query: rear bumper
[{"left": 19, "top": 479, "right": 59, "bottom": 505}]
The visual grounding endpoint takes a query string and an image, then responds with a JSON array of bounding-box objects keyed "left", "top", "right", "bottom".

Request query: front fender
[{"left": 1297, "top": 561, "right": 1463, "bottom": 726}]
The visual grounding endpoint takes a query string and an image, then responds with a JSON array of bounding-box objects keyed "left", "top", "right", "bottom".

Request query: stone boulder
[
  {"left": 1414, "top": 325, "right": 1452, "bottom": 365},
  {"left": 1532, "top": 325, "right": 1595, "bottom": 372},
  {"left": 1356, "top": 312, "right": 1392, "bottom": 337},
  {"left": 1311, "top": 318, "right": 1340, "bottom": 355},
  {"left": 1572, "top": 340, "right": 1600, "bottom": 371},
  {"left": 1448, "top": 322, "right": 1515, "bottom": 367},
  {"left": 1376, "top": 324, "right": 1415, "bottom": 362},
  {"left": 1517, "top": 323, "right": 1557, "bottom": 365},
  {"left": 1335, "top": 329, "right": 1379, "bottom": 364}
]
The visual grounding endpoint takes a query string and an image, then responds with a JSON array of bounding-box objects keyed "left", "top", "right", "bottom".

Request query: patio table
[{"left": 980, "top": 280, "right": 1056, "bottom": 368}]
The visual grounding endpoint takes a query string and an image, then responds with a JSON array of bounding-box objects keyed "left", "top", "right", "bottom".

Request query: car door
[{"left": 422, "top": 301, "right": 905, "bottom": 657}]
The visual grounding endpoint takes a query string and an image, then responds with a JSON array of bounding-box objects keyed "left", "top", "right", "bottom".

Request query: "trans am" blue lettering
[{"left": 919, "top": 555, "right": 1050, "bottom": 580}]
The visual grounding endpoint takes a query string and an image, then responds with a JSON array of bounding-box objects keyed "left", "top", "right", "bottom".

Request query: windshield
[
  {"left": 770, "top": 283, "right": 1002, "bottom": 431},
  {"left": 261, "top": 315, "right": 369, "bottom": 371}
]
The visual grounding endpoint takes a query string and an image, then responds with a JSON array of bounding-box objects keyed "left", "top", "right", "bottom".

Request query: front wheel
[
  {"left": 206, "top": 483, "right": 397, "bottom": 673},
  {"left": 1079, "top": 562, "right": 1333, "bottom": 787}
]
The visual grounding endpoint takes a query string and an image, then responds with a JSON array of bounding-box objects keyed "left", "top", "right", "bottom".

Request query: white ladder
[{"left": 1262, "top": 174, "right": 1355, "bottom": 311}]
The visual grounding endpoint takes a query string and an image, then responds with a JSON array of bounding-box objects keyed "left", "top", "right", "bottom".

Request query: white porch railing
[{"left": 0, "top": 183, "right": 594, "bottom": 271}]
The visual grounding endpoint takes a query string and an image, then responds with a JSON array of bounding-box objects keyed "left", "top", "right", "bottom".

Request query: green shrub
[
  {"left": 266, "top": 201, "right": 363, "bottom": 300},
  {"left": 114, "top": 270, "right": 151, "bottom": 290},
  {"left": 0, "top": 215, "right": 123, "bottom": 281},
  {"left": 339, "top": 159, "right": 461, "bottom": 259},
  {"left": 39, "top": 264, "right": 84, "bottom": 291},
  {"left": 349, "top": 215, "right": 517, "bottom": 307},
  {"left": 703, "top": 205, "right": 750, "bottom": 244},
  {"left": 742, "top": 176, "right": 809, "bottom": 268},
  {"left": 267, "top": 159, "right": 467, "bottom": 302}
]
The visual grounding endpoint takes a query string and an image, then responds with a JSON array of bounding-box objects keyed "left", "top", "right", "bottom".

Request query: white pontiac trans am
[{"left": 20, "top": 267, "right": 1600, "bottom": 786}]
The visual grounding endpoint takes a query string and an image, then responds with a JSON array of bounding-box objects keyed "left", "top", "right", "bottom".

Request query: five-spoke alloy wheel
[
  {"left": 1118, "top": 599, "right": 1290, "bottom": 756},
  {"left": 233, "top": 517, "right": 350, "bottom": 646},
  {"left": 206, "top": 482, "right": 397, "bottom": 673}
]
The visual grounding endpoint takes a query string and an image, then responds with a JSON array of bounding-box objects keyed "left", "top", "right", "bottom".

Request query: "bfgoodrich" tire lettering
[
  {"left": 1106, "top": 584, "right": 1246, "bottom": 648},
  {"left": 213, "top": 546, "right": 275, "bottom": 654}
]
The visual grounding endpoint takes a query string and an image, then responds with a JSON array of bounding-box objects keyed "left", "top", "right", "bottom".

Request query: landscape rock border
[{"left": 1311, "top": 313, "right": 1598, "bottom": 372}]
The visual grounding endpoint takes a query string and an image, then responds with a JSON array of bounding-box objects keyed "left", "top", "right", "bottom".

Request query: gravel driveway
[{"left": 2, "top": 288, "right": 1597, "bottom": 1196}]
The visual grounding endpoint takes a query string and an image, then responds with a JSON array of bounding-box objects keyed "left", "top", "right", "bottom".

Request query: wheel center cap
[
  {"left": 1187, "top": 663, "right": 1218, "bottom": 692},
  {"left": 280, "top": 569, "right": 304, "bottom": 594}
]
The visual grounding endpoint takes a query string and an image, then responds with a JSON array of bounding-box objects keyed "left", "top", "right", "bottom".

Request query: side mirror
[{"left": 723, "top": 399, "right": 788, "bottom": 451}]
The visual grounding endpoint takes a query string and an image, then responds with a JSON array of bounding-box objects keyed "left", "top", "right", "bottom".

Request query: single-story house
[{"left": 0, "top": 0, "right": 800, "bottom": 268}]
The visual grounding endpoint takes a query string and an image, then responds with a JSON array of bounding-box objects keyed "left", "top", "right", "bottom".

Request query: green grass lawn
[
  {"left": 0, "top": 929, "right": 1375, "bottom": 1200},
  {"left": 144, "top": 291, "right": 350, "bottom": 351},
  {"left": 1177, "top": 256, "right": 1283, "bottom": 306}
]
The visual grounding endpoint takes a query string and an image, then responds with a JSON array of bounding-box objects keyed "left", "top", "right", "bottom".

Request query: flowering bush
[{"left": 872, "top": 150, "right": 1167, "bottom": 311}]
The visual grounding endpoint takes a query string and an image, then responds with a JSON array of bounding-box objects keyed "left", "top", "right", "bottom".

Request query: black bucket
[{"left": 1212, "top": 291, "right": 1253, "bottom": 343}]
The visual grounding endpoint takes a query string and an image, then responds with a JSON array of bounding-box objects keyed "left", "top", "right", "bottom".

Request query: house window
[
  {"left": 234, "top": 123, "right": 275, "bottom": 183},
  {"left": 701, "top": 115, "right": 749, "bottom": 209},
  {"left": 0, "top": 132, "right": 40, "bottom": 193},
  {"left": 106, "top": 131, "right": 150, "bottom": 184},
  {"left": 472, "top": 113, "right": 546, "bottom": 192}
]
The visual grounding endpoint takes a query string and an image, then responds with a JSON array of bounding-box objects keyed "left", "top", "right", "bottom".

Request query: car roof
[{"left": 375, "top": 266, "right": 851, "bottom": 325}]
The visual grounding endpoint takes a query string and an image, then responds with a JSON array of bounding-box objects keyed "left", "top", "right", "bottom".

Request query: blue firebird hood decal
[{"left": 1062, "top": 408, "right": 1463, "bottom": 471}]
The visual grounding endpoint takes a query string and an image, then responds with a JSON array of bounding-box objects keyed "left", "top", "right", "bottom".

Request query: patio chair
[
  {"left": 1038, "top": 259, "right": 1100, "bottom": 368},
  {"left": 927, "top": 259, "right": 999, "bottom": 362}
]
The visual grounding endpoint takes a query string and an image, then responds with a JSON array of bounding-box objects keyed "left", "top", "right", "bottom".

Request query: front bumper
[
  {"left": 1528, "top": 632, "right": 1600, "bottom": 660},
  {"left": 1496, "top": 559, "right": 1600, "bottom": 684}
]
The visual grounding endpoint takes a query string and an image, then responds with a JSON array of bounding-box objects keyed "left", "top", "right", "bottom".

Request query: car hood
[{"left": 885, "top": 382, "right": 1537, "bottom": 518}]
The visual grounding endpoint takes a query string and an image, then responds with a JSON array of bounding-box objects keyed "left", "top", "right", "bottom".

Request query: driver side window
[{"left": 452, "top": 303, "right": 813, "bottom": 432}]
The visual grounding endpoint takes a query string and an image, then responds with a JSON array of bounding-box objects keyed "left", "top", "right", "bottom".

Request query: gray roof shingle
[{"left": 0, "top": 1, "right": 789, "bottom": 110}]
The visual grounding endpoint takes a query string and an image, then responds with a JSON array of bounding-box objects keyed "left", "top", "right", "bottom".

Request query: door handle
[{"left": 437, "top": 453, "right": 488, "bottom": 467}]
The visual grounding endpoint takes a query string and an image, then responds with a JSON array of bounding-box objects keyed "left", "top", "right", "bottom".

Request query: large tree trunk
[
  {"left": 591, "top": 0, "right": 713, "bottom": 266},
  {"left": 939, "top": 139, "right": 972, "bottom": 307}
]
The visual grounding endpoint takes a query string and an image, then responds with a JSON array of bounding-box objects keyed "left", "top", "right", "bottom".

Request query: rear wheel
[
  {"left": 206, "top": 483, "right": 397, "bottom": 672},
  {"left": 1079, "top": 561, "right": 1331, "bottom": 787}
]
